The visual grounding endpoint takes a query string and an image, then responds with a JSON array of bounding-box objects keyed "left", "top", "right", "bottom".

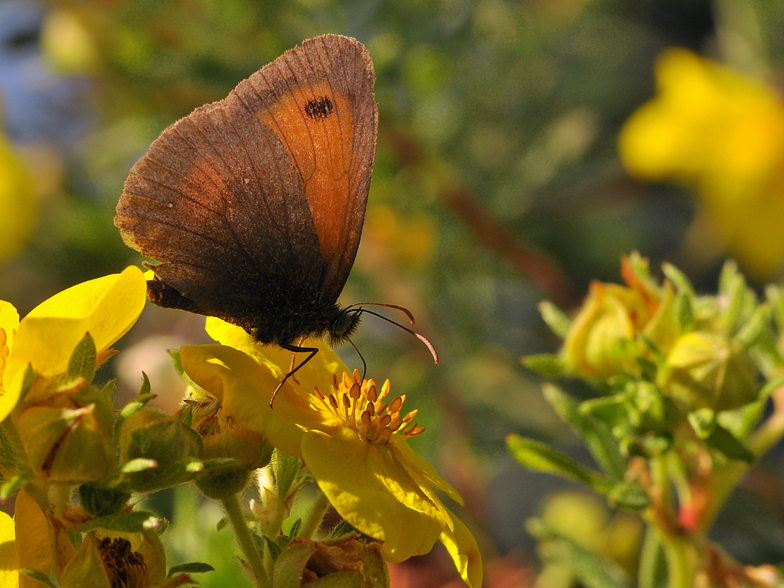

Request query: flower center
[
  {"left": 98, "top": 537, "right": 147, "bottom": 588},
  {"left": 315, "top": 369, "right": 424, "bottom": 445}
]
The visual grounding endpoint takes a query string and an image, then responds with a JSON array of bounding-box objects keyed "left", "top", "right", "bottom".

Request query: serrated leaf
[
  {"left": 522, "top": 354, "right": 572, "bottom": 379},
  {"left": 265, "top": 535, "right": 284, "bottom": 561},
  {"left": 543, "top": 385, "right": 626, "bottom": 480},
  {"left": 538, "top": 301, "right": 572, "bottom": 338},
  {"left": 20, "top": 568, "right": 58, "bottom": 588},
  {"left": 506, "top": 434, "right": 613, "bottom": 494},
  {"left": 167, "top": 562, "right": 215, "bottom": 577},
  {"left": 82, "top": 510, "right": 161, "bottom": 533},
  {"left": 329, "top": 520, "right": 356, "bottom": 538},
  {"left": 67, "top": 332, "right": 97, "bottom": 384}
]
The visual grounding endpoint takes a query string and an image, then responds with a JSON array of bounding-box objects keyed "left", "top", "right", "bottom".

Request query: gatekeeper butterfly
[{"left": 116, "top": 35, "right": 435, "bottom": 397}]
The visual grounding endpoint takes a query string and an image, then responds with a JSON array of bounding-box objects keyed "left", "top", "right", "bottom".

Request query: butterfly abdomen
[{"left": 250, "top": 301, "right": 360, "bottom": 347}]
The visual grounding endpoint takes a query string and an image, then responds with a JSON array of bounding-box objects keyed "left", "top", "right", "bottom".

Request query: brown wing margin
[{"left": 236, "top": 34, "right": 378, "bottom": 304}]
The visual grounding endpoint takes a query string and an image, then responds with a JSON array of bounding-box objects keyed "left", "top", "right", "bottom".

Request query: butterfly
[{"left": 115, "top": 34, "right": 434, "bottom": 399}]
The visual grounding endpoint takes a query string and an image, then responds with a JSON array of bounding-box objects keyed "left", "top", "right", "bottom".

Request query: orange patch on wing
[{"left": 259, "top": 81, "right": 355, "bottom": 262}]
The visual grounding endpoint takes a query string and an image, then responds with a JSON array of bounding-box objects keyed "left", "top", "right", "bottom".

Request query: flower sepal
[{"left": 272, "top": 536, "right": 389, "bottom": 588}]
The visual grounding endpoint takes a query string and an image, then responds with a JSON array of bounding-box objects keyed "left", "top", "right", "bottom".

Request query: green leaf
[
  {"left": 288, "top": 517, "right": 302, "bottom": 538},
  {"left": 607, "top": 480, "right": 650, "bottom": 510},
  {"left": 703, "top": 424, "right": 755, "bottom": 463},
  {"left": 329, "top": 520, "right": 356, "bottom": 539},
  {"left": 67, "top": 332, "right": 97, "bottom": 384},
  {"left": 766, "top": 285, "right": 784, "bottom": 333},
  {"left": 273, "top": 449, "right": 301, "bottom": 499},
  {"left": 722, "top": 270, "right": 747, "bottom": 336},
  {"left": 638, "top": 528, "right": 668, "bottom": 588},
  {"left": 167, "top": 562, "right": 215, "bottom": 577},
  {"left": 538, "top": 301, "right": 572, "bottom": 338},
  {"left": 78, "top": 482, "right": 132, "bottom": 517},
  {"left": 82, "top": 510, "right": 161, "bottom": 533},
  {"left": 522, "top": 354, "right": 572, "bottom": 379},
  {"left": 688, "top": 408, "right": 716, "bottom": 439},
  {"left": 20, "top": 568, "right": 58, "bottom": 588},
  {"left": 579, "top": 394, "right": 628, "bottom": 428},
  {"left": 265, "top": 535, "right": 284, "bottom": 561},
  {"left": 506, "top": 434, "right": 613, "bottom": 494},
  {"left": 662, "top": 263, "right": 696, "bottom": 298},
  {"left": 543, "top": 385, "right": 626, "bottom": 480},
  {"left": 674, "top": 292, "right": 695, "bottom": 333},
  {"left": 0, "top": 472, "right": 33, "bottom": 500},
  {"left": 733, "top": 304, "right": 772, "bottom": 350}
]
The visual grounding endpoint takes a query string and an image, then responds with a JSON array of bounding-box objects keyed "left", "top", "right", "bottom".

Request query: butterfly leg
[{"left": 269, "top": 343, "right": 320, "bottom": 407}]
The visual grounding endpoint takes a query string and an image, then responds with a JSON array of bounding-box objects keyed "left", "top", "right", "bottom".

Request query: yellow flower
[
  {"left": 0, "top": 128, "right": 36, "bottom": 264},
  {"left": 562, "top": 255, "right": 677, "bottom": 379},
  {"left": 619, "top": 48, "right": 784, "bottom": 279},
  {"left": 180, "top": 318, "right": 483, "bottom": 587},
  {"left": 0, "top": 266, "right": 146, "bottom": 420},
  {"left": 0, "top": 511, "right": 18, "bottom": 588}
]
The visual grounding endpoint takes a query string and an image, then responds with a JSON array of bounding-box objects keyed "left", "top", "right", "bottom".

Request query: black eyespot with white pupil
[{"left": 305, "top": 96, "right": 334, "bottom": 120}]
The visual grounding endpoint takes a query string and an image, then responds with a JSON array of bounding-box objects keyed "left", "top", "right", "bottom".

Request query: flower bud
[
  {"left": 658, "top": 332, "right": 759, "bottom": 411},
  {"left": 18, "top": 399, "right": 113, "bottom": 483},
  {"left": 274, "top": 536, "right": 387, "bottom": 588},
  {"left": 120, "top": 407, "right": 202, "bottom": 492}
]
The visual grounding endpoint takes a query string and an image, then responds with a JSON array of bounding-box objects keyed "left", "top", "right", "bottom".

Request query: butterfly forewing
[{"left": 115, "top": 34, "right": 377, "bottom": 337}]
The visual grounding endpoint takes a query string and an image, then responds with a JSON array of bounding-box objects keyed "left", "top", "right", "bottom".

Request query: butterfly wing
[
  {"left": 238, "top": 34, "right": 378, "bottom": 303},
  {"left": 115, "top": 35, "right": 377, "bottom": 332}
]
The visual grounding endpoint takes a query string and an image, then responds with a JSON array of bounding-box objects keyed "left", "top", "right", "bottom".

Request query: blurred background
[{"left": 3, "top": 0, "right": 784, "bottom": 586}]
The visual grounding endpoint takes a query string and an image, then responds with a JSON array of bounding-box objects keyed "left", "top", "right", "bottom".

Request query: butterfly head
[{"left": 328, "top": 307, "right": 363, "bottom": 345}]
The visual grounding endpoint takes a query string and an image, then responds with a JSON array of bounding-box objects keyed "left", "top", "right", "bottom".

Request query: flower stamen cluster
[{"left": 315, "top": 369, "right": 424, "bottom": 445}]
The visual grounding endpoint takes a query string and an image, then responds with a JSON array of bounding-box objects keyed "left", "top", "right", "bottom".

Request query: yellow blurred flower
[
  {"left": 0, "top": 511, "right": 18, "bottom": 588},
  {"left": 0, "top": 130, "right": 36, "bottom": 264},
  {"left": 180, "top": 318, "right": 482, "bottom": 587},
  {"left": 0, "top": 266, "right": 146, "bottom": 421},
  {"left": 619, "top": 48, "right": 784, "bottom": 279}
]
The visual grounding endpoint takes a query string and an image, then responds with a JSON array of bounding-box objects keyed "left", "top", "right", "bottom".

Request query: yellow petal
[
  {"left": 439, "top": 507, "right": 483, "bottom": 588},
  {"left": 15, "top": 490, "right": 52, "bottom": 586},
  {"left": 0, "top": 132, "right": 36, "bottom": 264},
  {"left": 0, "top": 511, "right": 18, "bottom": 588},
  {"left": 205, "top": 317, "right": 347, "bottom": 397},
  {"left": 397, "top": 443, "right": 463, "bottom": 506},
  {"left": 301, "top": 430, "right": 445, "bottom": 562},
  {"left": 1, "top": 267, "right": 146, "bottom": 418},
  {"left": 0, "top": 302, "right": 19, "bottom": 374},
  {"left": 179, "top": 344, "right": 313, "bottom": 458}
]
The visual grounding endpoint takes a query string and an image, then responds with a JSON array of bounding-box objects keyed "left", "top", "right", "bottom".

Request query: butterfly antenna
[
  {"left": 357, "top": 308, "right": 439, "bottom": 364},
  {"left": 347, "top": 336, "right": 368, "bottom": 381},
  {"left": 345, "top": 302, "right": 416, "bottom": 324},
  {"left": 270, "top": 342, "right": 320, "bottom": 408}
]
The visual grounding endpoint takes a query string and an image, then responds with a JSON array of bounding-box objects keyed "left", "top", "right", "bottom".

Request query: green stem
[
  {"left": 222, "top": 493, "right": 270, "bottom": 588},
  {"left": 658, "top": 532, "right": 696, "bottom": 588},
  {"left": 299, "top": 488, "right": 331, "bottom": 539}
]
